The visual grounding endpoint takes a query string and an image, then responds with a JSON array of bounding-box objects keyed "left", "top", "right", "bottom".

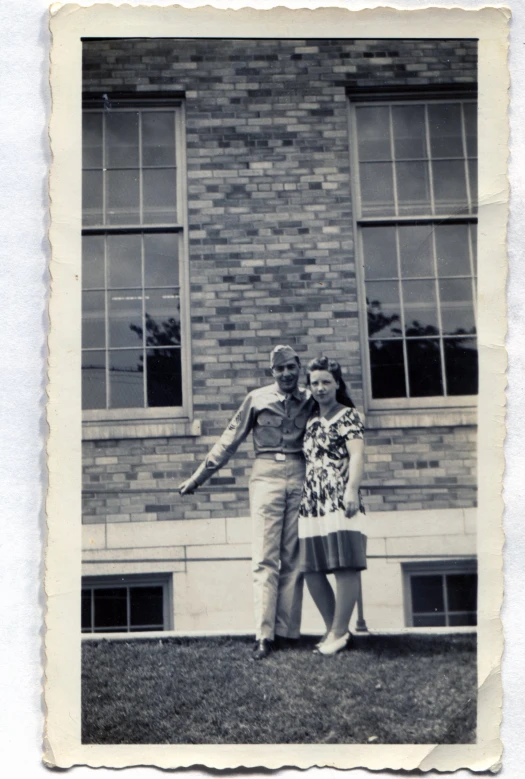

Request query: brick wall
[
  {"left": 82, "top": 38, "right": 477, "bottom": 525},
  {"left": 82, "top": 423, "right": 477, "bottom": 522}
]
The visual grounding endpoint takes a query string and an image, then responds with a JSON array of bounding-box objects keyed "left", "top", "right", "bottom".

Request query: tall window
[
  {"left": 82, "top": 98, "right": 188, "bottom": 413},
  {"left": 351, "top": 97, "right": 478, "bottom": 409}
]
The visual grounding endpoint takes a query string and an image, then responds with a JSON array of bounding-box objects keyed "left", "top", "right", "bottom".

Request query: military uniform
[{"left": 189, "top": 381, "right": 314, "bottom": 641}]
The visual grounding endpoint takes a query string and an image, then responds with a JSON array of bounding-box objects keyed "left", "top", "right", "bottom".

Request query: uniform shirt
[{"left": 191, "top": 383, "right": 315, "bottom": 486}]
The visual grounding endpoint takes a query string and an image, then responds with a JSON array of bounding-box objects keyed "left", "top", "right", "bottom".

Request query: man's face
[{"left": 271, "top": 359, "right": 301, "bottom": 394}]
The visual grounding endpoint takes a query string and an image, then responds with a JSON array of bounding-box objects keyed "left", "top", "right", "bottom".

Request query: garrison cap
[{"left": 270, "top": 344, "right": 300, "bottom": 368}]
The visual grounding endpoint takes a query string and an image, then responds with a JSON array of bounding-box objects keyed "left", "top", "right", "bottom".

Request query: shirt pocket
[
  {"left": 255, "top": 411, "right": 283, "bottom": 447},
  {"left": 293, "top": 412, "right": 308, "bottom": 430}
]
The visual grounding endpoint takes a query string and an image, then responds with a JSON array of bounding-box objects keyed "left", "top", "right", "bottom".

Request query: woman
[{"left": 299, "top": 356, "right": 366, "bottom": 656}]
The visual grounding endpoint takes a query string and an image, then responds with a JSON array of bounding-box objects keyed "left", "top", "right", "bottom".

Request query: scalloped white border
[{"left": 45, "top": 3, "right": 508, "bottom": 771}]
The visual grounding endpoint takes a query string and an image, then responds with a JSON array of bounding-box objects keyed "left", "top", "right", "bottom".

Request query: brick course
[{"left": 82, "top": 38, "right": 477, "bottom": 524}]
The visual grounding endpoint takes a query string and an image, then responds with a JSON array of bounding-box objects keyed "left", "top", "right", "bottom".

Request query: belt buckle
[{"left": 275, "top": 453, "right": 286, "bottom": 462}]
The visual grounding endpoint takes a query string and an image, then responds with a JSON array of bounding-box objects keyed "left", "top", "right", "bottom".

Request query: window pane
[
  {"left": 463, "top": 103, "right": 477, "bottom": 157},
  {"left": 435, "top": 224, "right": 471, "bottom": 277},
  {"left": 447, "top": 573, "right": 477, "bottom": 612},
  {"left": 82, "top": 235, "right": 105, "bottom": 289},
  {"left": 82, "top": 170, "right": 103, "bottom": 226},
  {"left": 449, "top": 612, "right": 477, "bottom": 627},
  {"left": 367, "top": 281, "right": 402, "bottom": 338},
  {"left": 82, "top": 112, "right": 103, "bottom": 169},
  {"left": 81, "top": 590, "right": 92, "bottom": 631},
  {"left": 398, "top": 225, "right": 434, "bottom": 278},
  {"left": 396, "top": 162, "right": 431, "bottom": 214},
  {"left": 109, "top": 350, "right": 144, "bottom": 408},
  {"left": 406, "top": 339, "right": 443, "bottom": 396},
  {"left": 147, "top": 348, "right": 183, "bottom": 408},
  {"left": 130, "top": 586, "right": 164, "bottom": 628},
  {"left": 359, "top": 162, "right": 395, "bottom": 216},
  {"left": 403, "top": 280, "right": 439, "bottom": 336},
  {"left": 428, "top": 103, "right": 464, "bottom": 158},
  {"left": 369, "top": 340, "right": 406, "bottom": 399},
  {"left": 392, "top": 105, "right": 427, "bottom": 159},
  {"left": 106, "top": 170, "right": 140, "bottom": 225},
  {"left": 108, "top": 290, "right": 143, "bottom": 348},
  {"left": 93, "top": 588, "right": 128, "bottom": 630},
  {"left": 411, "top": 574, "right": 444, "bottom": 613},
  {"left": 413, "top": 614, "right": 447, "bottom": 627},
  {"left": 432, "top": 160, "right": 468, "bottom": 214},
  {"left": 144, "top": 233, "right": 180, "bottom": 287},
  {"left": 82, "top": 350, "right": 106, "bottom": 409},
  {"left": 444, "top": 338, "right": 478, "bottom": 396},
  {"left": 82, "top": 291, "right": 105, "bottom": 349},
  {"left": 142, "top": 111, "right": 176, "bottom": 167},
  {"left": 107, "top": 233, "right": 142, "bottom": 288},
  {"left": 105, "top": 112, "right": 139, "bottom": 168},
  {"left": 143, "top": 169, "right": 178, "bottom": 224},
  {"left": 144, "top": 290, "right": 181, "bottom": 345},
  {"left": 355, "top": 106, "right": 391, "bottom": 160},
  {"left": 439, "top": 279, "right": 476, "bottom": 335}
]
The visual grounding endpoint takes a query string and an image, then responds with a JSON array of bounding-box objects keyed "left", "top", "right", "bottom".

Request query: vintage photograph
[{"left": 46, "top": 4, "right": 507, "bottom": 771}]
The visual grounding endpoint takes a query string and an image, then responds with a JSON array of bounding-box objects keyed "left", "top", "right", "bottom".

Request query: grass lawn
[{"left": 82, "top": 633, "right": 476, "bottom": 745}]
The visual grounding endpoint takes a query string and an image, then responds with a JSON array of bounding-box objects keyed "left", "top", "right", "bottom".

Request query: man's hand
[{"left": 179, "top": 478, "right": 197, "bottom": 495}]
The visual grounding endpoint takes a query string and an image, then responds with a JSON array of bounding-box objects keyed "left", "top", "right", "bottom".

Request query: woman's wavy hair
[{"left": 305, "top": 356, "right": 355, "bottom": 408}]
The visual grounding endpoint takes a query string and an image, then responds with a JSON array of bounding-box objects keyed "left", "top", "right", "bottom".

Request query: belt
[{"left": 255, "top": 451, "right": 304, "bottom": 462}]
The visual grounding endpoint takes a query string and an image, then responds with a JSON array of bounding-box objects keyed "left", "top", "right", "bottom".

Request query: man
[{"left": 179, "top": 345, "right": 315, "bottom": 660}]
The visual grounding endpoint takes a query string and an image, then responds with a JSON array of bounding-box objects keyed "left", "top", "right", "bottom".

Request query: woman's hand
[
  {"left": 178, "top": 478, "right": 197, "bottom": 495},
  {"left": 343, "top": 487, "right": 360, "bottom": 518},
  {"left": 343, "top": 438, "right": 364, "bottom": 518}
]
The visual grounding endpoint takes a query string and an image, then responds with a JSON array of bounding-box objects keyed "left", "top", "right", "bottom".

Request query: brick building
[{"left": 80, "top": 38, "right": 478, "bottom": 636}]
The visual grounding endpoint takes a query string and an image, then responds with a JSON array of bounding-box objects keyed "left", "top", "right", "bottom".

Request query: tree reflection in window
[
  {"left": 129, "top": 310, "right": 183, "bottom": 407},
  {"left": 367, "top": 296, "right": 478, "bottom": 399}
]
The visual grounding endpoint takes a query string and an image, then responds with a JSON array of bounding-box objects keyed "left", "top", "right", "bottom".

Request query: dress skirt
[
  {"left": 298, "top": 407, "right": 367, "bottom": 574},
  {"left": 299, "top": 510, "right": 367, "bottom": 573}
]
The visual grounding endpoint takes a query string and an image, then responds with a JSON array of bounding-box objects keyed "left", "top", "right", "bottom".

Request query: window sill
[
  {"left": 82, "top": 417, "right": 201, "bottom": 441},
  {"left": 364, "top": 409, "right": 477, "bottom": 429}
]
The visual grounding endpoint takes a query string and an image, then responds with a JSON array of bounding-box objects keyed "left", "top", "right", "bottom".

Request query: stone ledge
[
  {"left": 82, "top": 560, "right": 186, "bottom": 576},
  {"left": 82, "top": 418, "right": 201, "bottom": 441},
  {"left": 365, "top": 410, "right": 477, "bottom": 430}
]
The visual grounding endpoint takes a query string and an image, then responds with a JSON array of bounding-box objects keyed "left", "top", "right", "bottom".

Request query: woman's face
[{"left": 308, "top": 369, "right": 339, "bottom": 406}]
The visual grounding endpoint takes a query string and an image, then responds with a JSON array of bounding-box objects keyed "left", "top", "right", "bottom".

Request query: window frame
[
  {"left": 81, "top": 94, "right": 193, "bottom": 427},
  {"left": 81, "top": 573, "right": 172, "bottom": 634},
  {"left": 402, "top": 558, "right": 478, "bottom": 629},
  {"left": 348, "top": 90, "right": 478, "bottom": 414}
]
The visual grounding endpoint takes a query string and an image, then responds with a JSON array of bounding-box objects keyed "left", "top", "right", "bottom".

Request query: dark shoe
[
  {"left": 274, "top": 635, "right": 299, "bottom": 651},
  {"left": 252, "top": 638, "right": 273, "bottom": 660}
]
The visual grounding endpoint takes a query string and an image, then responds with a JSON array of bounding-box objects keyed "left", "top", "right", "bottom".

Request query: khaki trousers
[{"left": 249, "top": 456, "right": 305, "bottom": 641}]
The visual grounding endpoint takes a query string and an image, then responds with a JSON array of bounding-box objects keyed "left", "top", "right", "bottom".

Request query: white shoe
[{"left": 317, "top": 632, "right": 350, "bottom": 656}]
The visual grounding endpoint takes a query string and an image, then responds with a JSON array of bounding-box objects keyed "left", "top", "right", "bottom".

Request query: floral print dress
[{"left": 298, "top": 406, "right": 367, "bottom": 573}]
